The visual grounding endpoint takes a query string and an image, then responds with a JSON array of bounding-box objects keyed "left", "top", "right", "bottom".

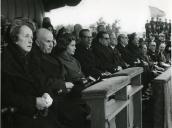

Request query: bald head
[
  {"left": 36, "top": 28, "right": 52, "bottom": 41},
  {"left": 36, "top": 28, "right": 54, "bottom": 54}
]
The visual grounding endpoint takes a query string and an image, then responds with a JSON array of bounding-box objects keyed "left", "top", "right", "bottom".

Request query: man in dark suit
[
  {"left": 31, "top": 28, "right": 68, "bottom": 96},
  {"left": 92, "top": 31, "right": 120, "bottom": 73},
  {"left": 34, "top": 29, "right": 91, "bottom": 128},
  {"left": 147, "top": 41, "right": 164, "bottom": 71},
  {"left": 30, "top": 28, "right": 69, "bottom": 128},
  {"left": 145, "top": 20, "right": 151, "bottom": 38},
  {"left": 109, "top": 32, "right": 128, "bottom": 69},
  {"left": 74, "top": 29, "right": 102, "bottom": 79},
  {"left": 116, "top": 34, "right": 134, "bottom": 66}
]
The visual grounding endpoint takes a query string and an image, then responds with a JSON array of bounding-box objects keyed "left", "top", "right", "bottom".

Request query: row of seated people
[
  {"left": 2, "top": 18, "right": 91, "bottom": 128},
  {"left": 2, "top": 18, "right": 171, "bottom": 128},
  {"left": 79, "top": 31, "right": 170, "bottom": 98}
]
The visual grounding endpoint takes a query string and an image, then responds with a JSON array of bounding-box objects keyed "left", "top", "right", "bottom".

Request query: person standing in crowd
[
  {"left": 164, "top": 19, "right": 169, "bottom": 40},
  {"left": 56, "top": 27, "right": 68, "bottom": 41},
  {"left": 109, "top": 32, "right": 128, "bottom": 69},
  {"left": 167, "top": 19, "right": 171, "bottom": 35},
  {"left": 42, "top": 17, "right": 56, "bottom": 43},
  {"left": 74, "top": 29, "right": 103, "bottom": 79},
  {"left": 42, "top": 17, "right": 54, "bottom": 33},
  {"left": 97, "top": 24, "right": 106, "bottom": 33},
  {"left": 156, "top": 18, "right": 163, "bottom": 34},
  {"left": 150, "top": 17, "right": 156, "bottom": 35},
  {"left": 2, "top": 19, "right": 56, "bottom": 128},
  {"left": 145, "top": 20, "right": 151, "bottom": 38},
  {"left": 72, "top": 24, "right": 82, "bottom": 44}
]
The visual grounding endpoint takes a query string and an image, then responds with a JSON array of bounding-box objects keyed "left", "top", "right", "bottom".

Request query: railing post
[
  {"left": 152, "top": 67, "right": 171, "bottom": 128},
  {"left": 82, "top": 76, "right": 130, "bottom": 128}
]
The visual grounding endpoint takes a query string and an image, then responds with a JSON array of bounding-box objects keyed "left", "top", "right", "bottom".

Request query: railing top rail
[
  {"left": 82, "top": 76, "right": 130, "bottom": 98},
  {"left": 153, "top": 67, "right": 171, "bottom": 83},
  {"left": 114, "top": 67, "right": 143, "bottom": 78}
]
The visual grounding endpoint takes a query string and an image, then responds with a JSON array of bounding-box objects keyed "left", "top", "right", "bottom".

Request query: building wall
[{"left": 1, "top": 0, "right": 44, "bottom": 26}]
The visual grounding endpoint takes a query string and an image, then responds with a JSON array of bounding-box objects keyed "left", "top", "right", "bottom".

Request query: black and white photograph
[{"left": 1, "top": 0, "right": 171, "bottom": 128}]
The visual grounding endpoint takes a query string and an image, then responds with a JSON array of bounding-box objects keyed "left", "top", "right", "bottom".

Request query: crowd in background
[
  {"left": 144, "top": 17, "right": 171, "bottom": 66},
  {"left": 145, "top": 17, "right": 171, "bottom": 56},
  {"left": 1, "top": 16, "right": 171, "bottom": 128},
  {"left": 145, "top": 17, "right": 171, "bottom": 41}
]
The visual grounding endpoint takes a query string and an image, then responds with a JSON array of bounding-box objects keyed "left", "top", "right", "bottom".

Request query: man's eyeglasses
[
  {"left": 122, "top": 36, "right": 128, "bottom": 39},
  {"left": 159, "top": 35, "right": 165, "bottom": 37},
  {"left": 102, "top": 37, "right": 110, "bottom": 40},
  {"left": 82, "top": 36, "right": 92, "bottom": 39},
  {"left": 151, "top": 44, "right": 156, "bottom": 47}
]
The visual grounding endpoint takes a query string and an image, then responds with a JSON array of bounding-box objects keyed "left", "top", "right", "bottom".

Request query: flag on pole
[{"left": 149, "top": 6, "right": 166, "bottom": 17}]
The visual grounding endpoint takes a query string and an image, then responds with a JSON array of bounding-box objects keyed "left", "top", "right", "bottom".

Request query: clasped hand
[{"left": 36, "top": 93, "right": 53, "bottom": 110}]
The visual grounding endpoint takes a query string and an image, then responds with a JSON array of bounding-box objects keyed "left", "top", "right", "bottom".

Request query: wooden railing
[
  {"left": 82, "top": 67, "right": 143, "bottom": 128},
  {"left": 115, "top": 67, "right": 143, "bottom": 128},
  {"left": 152, "top": 67, "right": 172, "bottom": 128}
]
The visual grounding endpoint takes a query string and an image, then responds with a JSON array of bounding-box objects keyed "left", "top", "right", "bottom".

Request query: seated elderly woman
[
  {"left": 52, "top": 33, "right": 90, "bottom": 128},
  {"left": 2, "top": 18, "right": 57, "bottom": 128}
]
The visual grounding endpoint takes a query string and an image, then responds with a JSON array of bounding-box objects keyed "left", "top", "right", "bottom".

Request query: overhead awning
[
  {"left": 42, "top": 0, "right": 82, "bottom": 11},
  {"left": 1, "top": 0, "right": 82, "bottom": 26}
]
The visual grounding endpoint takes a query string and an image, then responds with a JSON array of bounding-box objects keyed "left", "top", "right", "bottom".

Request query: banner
[{"left": 149, "top": 6, "right": 166, "bottom": 17}]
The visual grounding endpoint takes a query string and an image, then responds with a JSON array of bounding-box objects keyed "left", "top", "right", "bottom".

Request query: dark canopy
[
  {"left": 1, "top": 0, "right": 82, "bottom": 26},
  {"left": 43, "top": 0, "right": 82, "bottom": 11}
]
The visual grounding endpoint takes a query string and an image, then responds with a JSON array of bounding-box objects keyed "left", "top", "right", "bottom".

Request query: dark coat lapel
[{"left": 2, "top": 44, "right": 33, "bottom": 83}]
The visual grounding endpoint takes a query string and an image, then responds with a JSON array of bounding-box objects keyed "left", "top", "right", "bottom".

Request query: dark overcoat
[
  {"left": 117, "top": 43, "right": 140, "bottom": 66},
  {"left": 74, "top": 43, "right": 102, "bottom": 78},
  {"left": 108, "top": 46, "right": 128, "bottom": 69},
  {"left": 52, "top": 49, "right": 90, "bottom": 128},
  {"left": 2, "top": 43, "right": 59, "bottom": 128},
  {"left": 92, "top": 43, "right": 118, "bottom": 73},
  {"left": 54, "top": 51, "right": 84, "bottom": 82}
]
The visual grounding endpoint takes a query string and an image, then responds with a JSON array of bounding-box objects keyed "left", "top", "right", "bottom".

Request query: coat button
[
  {"left": 57, "top": 89, "right": 63, "bottom": 94},
  {"left": 33, "top": 115, "right": 37, "bottom": 119}
]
